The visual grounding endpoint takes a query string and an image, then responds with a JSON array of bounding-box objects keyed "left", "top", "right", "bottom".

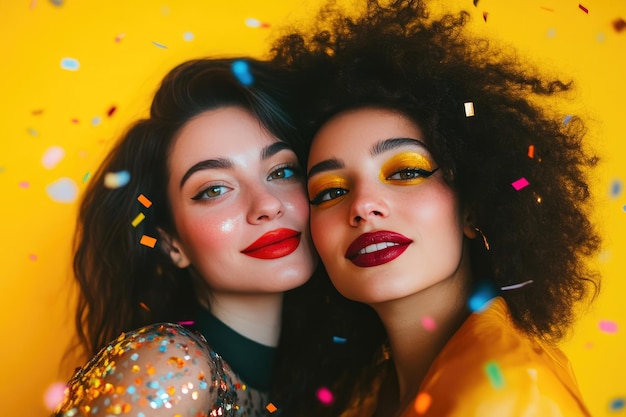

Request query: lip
[
  {"left": 241, "top": 228, "right": 301, "bottom": 259},
  {"left": 345, "top": 231, "right": 412, "bottom": 267}
]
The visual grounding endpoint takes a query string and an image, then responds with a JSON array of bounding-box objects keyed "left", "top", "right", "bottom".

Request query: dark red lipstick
[
  {"left": 241, "top": 228, "right": 301, "bottom": 259},
  {"left": 345, "top": 231, "right": 412, "bottom": 267}
]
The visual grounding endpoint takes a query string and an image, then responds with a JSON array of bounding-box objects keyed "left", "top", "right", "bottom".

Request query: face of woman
[
  {"left": 166, "top": 106, "right": 316, "bottom": 294},
  {"left": 307, "top": 107, "right": 472, "bottom": 304}
]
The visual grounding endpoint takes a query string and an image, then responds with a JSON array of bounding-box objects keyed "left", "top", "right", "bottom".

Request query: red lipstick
[
  {"left": 241, "top": 228, "right": 301, "bottom": 259},
  {"left": 345, "top": 231, "right": 412, "bottom": 267}
]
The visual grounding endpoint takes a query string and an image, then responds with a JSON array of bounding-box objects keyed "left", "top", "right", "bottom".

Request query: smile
[
  {"left": 345, "top": 231, "right": 412, "bottom": 267},
  {"left": 241, "top": 228, "right": 301, "bottom": 260}
]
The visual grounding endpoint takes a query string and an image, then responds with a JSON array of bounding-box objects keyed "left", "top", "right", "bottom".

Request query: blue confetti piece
[
  {"left": 245, "top": 18, "right": 262, "bottom": 27},
  {"left": 92, "top": 116, "right": 102, "bottom": 126},
  {"left": 232, "top": 60, "right": 254, "bottom": 86},
  {"left": 183, "top": 32, "right": 194, "bottom": 41},
  {"left": 563, "top": 114, "right": 573, "bottom": 125},
  {"left": 46, "top": 177, "right": 78, "bottom": 203},
  {"left": 130, "top": 353, "right": 139, "bottom": 361},
  {"left": 332, "top": 336, "right": 347, "bottom": 344},
  {"left": 152, "top": 41, "right": 168, "bottom": 49},
  {"left": 610, "top": 179, "right": 622, "bottom": 198},
  {"left": 50, "top": 0, "right": 63, "bottom": 6},
  {"left": 60, "top": 57, "right": 80, "bottom": 71},
  {"left": 27, "top": 128, "right": 39, "bottom": 137},
  {"left": 104, "top": 170, "right": 131, "bottom": 189},
  {"left": 610, "top": 397, "right": 625, "bottom": 411},
  {"left": 468, "top": 281, "right": 497, "bottom": 313}
]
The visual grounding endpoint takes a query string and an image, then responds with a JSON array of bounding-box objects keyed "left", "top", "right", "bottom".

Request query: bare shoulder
[{"left": 55, "top": 323, "right": 227, "bottom": 417}]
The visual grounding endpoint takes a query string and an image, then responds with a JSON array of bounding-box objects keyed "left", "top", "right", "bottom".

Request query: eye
[
  {"left": 268, "top": 165, "right": 299, "bottom": 181},
  {"left": 310, "top": 188, "right": 349, "bottom": 206},
  {"left": 386, "top": 167, "right": 439, "bottom": 182},
  {"left": 191, "top": 185, "right": 231, "bottom": 200}
]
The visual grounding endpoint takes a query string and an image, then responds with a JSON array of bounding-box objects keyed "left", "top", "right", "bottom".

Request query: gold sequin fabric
[{"left": 54, "top": 323, "right": 268, "bottom": 417}]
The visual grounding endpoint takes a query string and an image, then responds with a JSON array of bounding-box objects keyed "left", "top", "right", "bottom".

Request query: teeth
[{"left": 358, "top": 242, "right": 399, "bottom": 255}]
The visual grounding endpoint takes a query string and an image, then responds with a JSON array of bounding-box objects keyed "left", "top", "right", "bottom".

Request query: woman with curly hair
[
  {"left": 269, "top": 0, "right": 600, "bottom": 415},
  {"left": 54, "top": 57, "right": 318, "bottom": 416}
]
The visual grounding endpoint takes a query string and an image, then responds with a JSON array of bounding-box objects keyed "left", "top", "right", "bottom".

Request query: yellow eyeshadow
[
  {"left": 379, "top": 151, "right": 434, "bottom": 183},
  {"left": 307, "top": 174, "right": 347, "bottom": 201}
]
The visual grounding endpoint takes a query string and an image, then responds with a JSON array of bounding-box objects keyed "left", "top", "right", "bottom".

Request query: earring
[{"left": 474, "top": 227, "right": 490, "bottom": 251}]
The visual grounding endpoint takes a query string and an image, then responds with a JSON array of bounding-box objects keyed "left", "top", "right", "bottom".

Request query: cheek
[{"left": 176, "top": 210, "right": 242, "bottom": 253}]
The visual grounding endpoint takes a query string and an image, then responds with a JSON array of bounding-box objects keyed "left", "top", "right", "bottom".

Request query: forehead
[{"left": 309, "top": 107, "right": 424, "bottom": 163}]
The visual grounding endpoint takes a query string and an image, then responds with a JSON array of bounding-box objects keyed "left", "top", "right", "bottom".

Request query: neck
[
  {"left": 371, "top": 272, "right": 471, "bottom": 411},
  {"left": 207, "top": 292, "right": 284, "bottom": 347}
]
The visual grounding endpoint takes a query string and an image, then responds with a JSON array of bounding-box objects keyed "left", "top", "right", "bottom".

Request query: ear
[
  {"left": 462, "top": 208, "right": 477, "bottom": 239},
  {"left": 157, "top": 227, "right": 191, "bottom": 268}
]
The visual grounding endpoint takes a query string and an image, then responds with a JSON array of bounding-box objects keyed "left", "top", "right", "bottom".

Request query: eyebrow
[
  {"left": 307, "top": 137, "right": 427, "bottom": 177},
  {"left": 179, "top": 141, "right": 291, "bottom": 189}
]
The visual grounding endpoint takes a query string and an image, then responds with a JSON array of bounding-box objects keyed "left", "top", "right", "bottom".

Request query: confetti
[
  {"left": 610, "top": 397, "right": 625, "bottom": 411},
  {"left": 610, "top": 179, "right": 622, "bottom": 198},
  {"left": 139, "top": 302, "right": 150, "bottom": 311},
  {"left": 178, "top": 320, "right": 195, "bottom": 325},
  {"left": 232, "top": 60, "right": 254, "bottom": 86},
  {"left": 266, "top": 403, "right": 278, "bottom": 413},
  {"left": 511, "top": 177, "right": 529, "bottom": 191},
  {"left": 107, "top": 106, "right": 117, "bottom": 117},
  {"left": 464, "top": 102, "right": 475, "bottom": 117},
  {"left": 500, "top": 280, "right": 533, "bottom": 291},
  {"left": 32, "top": 109, "right": 44, "bottom": 115},
  {"left": 92, "top": 116, "right": 102, "bottom": 126},
  {"left": 60, "top": 57, "right": 80, "bottom": 71},
  {"left": 578, "top": 4, "right": 588, "bottom": 14},
  {"left": 484, "top": 361, "right": 505, "bottom": 389},
  {"left": 19, "top": 181, "right": 30, "bottom": 188},
  {"left": 332, "top": 336, "right": 347, "bottom": 344},
  {"left": 420, "top": 316, "right": 437, "bottom": 331},
  {"left": 29, "top": 254, "right": 37, "bottom": 261},
  {"left": 563, "top": 114, "right": 573, "bottom": 125},
  {"left": 613, "top": 18, "right": 626, "bottom": 33},
  {"left": 527, "top": 145, "right": 535, "bottom": 158},
  {"left": 152, "top": 41, "right": 168, "bottom": 49},
  {"left": 46, "top": 177, "right": 78, "bottom": 203},
  {"left": 42, "top": 145, "right": 65, "bottom": 169},
  {"left": 50, "top": 0, "right": 63, "bottom": 6},
  {"left": 131, "top": 212, "right": 146, "bottom": 227},
  {"left": 82, "top": 172, "right": 91, "bottom": 183},
  {"left": 598, "top": 320, "right": 618, "bottom": 334},
  {"left": 137, "top": 193, "right": 152, "bottom": 208},
  {"left": 44, "top": 382, "right": 67, "bottom": 411},
  {"left": 140, "top": 235, "right": 157, "bottom": 248},
  {"left": 540, "top": 6, "right": 555, "bottom": 12},
  {"left": 482, "top": 11, "right": 488, "bottom": 22},
  {"left": 468, "top": 282, "right": 496, "bottom": 313},
  {"left": 104, "top": 170, "right": 130, "bottom": 189},
  {"left": 246, "top": 18, "right": 262, "bottom": 27},
  {"left": 547, "top": 28, "right": 557, "bottom": 39},
  {"left": 183, "top": 31, "right": 194, "bottom": 41},
  {"left": 414, "top": 392, "right": 432, "bottom": 414},
  {"left": 316, "top": 387, "right": 334, "bottom": 405},
  {"left": 115, "top": 33, "right": 126, "bottom": 42},
  {"left": 27, "top": 127, "right": 39, "bottom": 137},
  {"left": 71, "top": 118, "right": 79, "bottom": 124}
]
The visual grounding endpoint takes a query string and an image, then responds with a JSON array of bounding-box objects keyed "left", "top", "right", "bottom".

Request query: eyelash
[
  {"left": 191, "top": 163, "right": 301, "bottom": 201},
  {"left": 309, "top": 167, "right": 439, "bottom": 206}
]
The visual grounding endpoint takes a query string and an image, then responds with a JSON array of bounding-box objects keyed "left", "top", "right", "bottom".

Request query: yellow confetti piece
[
  {"left": 140, "top": 235, "right": 157, "bottom": 248},
  {"left": 137, "top": 194, "right": 152, "bottom": 208},
  {"left": 266, "top": 403, "right": 278, "bottom": 413},
  {"left": 131, "top": 212, "right": 145, "bottom": 227},
  {"left": 464, "top": 102, "right": 475, "bottom": 117},
  {"left": 414, "top": 392, "right": 432, "bottom": 414}
]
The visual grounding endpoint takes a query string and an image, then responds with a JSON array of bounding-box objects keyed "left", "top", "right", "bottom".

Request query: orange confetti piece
[
  {"left": 139, "top": 301, "right": 150, "bottom": 311},
  {"left": 137, "top": 194, "right": 152, "bottom": 208},
  {"left": 266, "top": 403, "right": 278, "bottom": 413},
  {"left": 414, "top": 392, "right": 432, "bottom": 414},
  {"left": 527, "top": 145, "right": 535, "bottom": 158},
  {"left": 140, "top": 235, "right": 157, "bottom": 248}
]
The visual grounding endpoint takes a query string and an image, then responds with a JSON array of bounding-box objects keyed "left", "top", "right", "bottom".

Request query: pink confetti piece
[
  {"left": 43, "top": 382, "right": 67, "bottom": 411},
  {"left": 420, "top": 316, "right": 437, "bottom": 331},
  {"left": 598, "top": 320, "right": 618, "bottom": 334},
  {"left": 578, "top": 4, "right": 588, "bottom": 14},
  {"left": 316, "top": 387, "right": 334, "bottom": 405},
  {"left": 42, "top": 146, "right": 65, "bottom": 169},
  {"left": 178, "top": 320, "right": 195, "bottom": 325},
  {"left": 19, "top": 181, "right": 30, "bottom": 188},
  {"left": 511, "top": 177, "right": 529, "bottom": 191},
  {"left": 28, "top": 254, "right": 37, "bottom": 261}
]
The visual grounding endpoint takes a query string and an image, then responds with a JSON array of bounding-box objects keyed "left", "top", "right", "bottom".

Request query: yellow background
[{"left": 0, "top": 1, "right": 624, "bottom": 416}]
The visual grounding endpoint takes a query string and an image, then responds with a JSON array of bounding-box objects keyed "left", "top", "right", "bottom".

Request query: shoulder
[
  {"left": 411, "top": 298, "right": 592, "bottom": 417},
  {"left": 55, "top": 323, "right": 233, "bottom": 417}
]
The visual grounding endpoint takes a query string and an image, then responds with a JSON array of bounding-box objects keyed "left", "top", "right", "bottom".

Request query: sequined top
[
  {"left": 55, "top": 316, "right": 273, "bottom": 417},
  {"left": 340, "top": 297, "right": 592, "bottom": 417}
]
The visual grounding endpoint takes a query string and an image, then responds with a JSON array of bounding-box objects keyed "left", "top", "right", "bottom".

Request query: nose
[
  {"left": 348, "top": 183, "right": 389, "bottom": 226},
  {"left": 246, "top": 185, "right": 284, "bottom": 224}
]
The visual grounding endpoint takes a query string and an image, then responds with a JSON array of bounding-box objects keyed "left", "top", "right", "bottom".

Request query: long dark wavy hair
[
  {"left": 268, "top": 0, "right": 601, "bottom": 415},
  {"left": 71, "top": 57, "right": 306, "bottom": 359}
]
